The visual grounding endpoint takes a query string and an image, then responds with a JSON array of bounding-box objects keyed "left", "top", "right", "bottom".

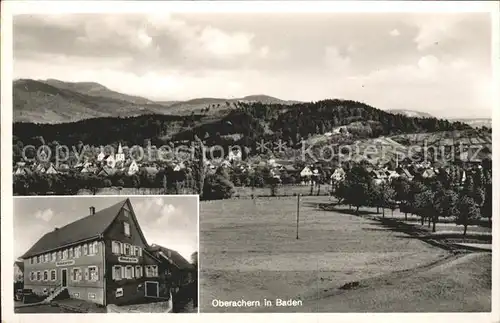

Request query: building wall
[
  {"left": 103, "top": 204, "right": 163, "bottom": 305},
  {"left": 23, "top": 240, "right": 105, "bottom": 305}
]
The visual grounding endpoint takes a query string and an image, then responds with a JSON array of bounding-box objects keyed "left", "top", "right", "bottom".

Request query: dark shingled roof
[
  {"left": 21, "top": 199, "right": 128, "bottom": 259},
  {"left": 147, "top": 244, "right": 194, "bottom": 271},
  {"left": 14, "top": 261, "right": 24, "bottom": 272}
]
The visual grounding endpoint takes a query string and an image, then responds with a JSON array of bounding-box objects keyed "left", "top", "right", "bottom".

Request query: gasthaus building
[{"left": 21, "top": 199, "right": 170, "bottom": 306}]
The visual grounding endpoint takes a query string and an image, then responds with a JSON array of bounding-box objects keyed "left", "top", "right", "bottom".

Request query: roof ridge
[
  {"left": 55, "top": 198, "right": 128, "bottom": 231},
  {"left": 21, "top": 198, "right": 129, "bottom": 259}
]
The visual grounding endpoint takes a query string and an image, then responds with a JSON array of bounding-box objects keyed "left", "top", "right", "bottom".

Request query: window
[
  {"left": 124, "top": 222, "right": 131, "bottom": 236},
  {"left": 112, "top": 241, "right": 121, "bottom": 254},
  {"left": 88, "top": 266, "right": 99, "bottom": 281},
  {"left": 38, "top": 256, "right": 42, "bottom": 263},
  {"left": 123, "top": 209, "right": 130, "bottom": 217},
  {"left": 50, "top": 269, "right": 56, "bottom": 281},
  {"left": 130, "top": 245, "right": 136, "bottom": 256},
  {"left": 116, "top": 288, "right": 124, "bottom": 298},
  {"left": 63, "top": 249, "right": 68, "bottom": 260},
  {"left": 137, "top": 247, "right": 142, "bottom": 257},
  {"left": 44, "top": 254, "right": 49, "bottom": 263},
  {"left": 73, "top": 293, "right": 80, "bottom": 298},
  {"left": 146, "top": 265, "right": 158, "bottom": 277},
  {"left": 88, "top": 293, "right": 96, "bottom": 299},
  {"left": 37, "top": 271, "right": 41, "bottom": 281},
  {"left": 58, "top": 251, "right": 62, "bottom": 260},
  {"left": 30, "top": 257, "right": 34, "bottom": 265},
  {"left": 69, "top": 248, "right": 74, "bottom": 258},
  {"left": 75, "top": 246, "right": 81, "bottom": 258},
  {"left": 43, "top": 270, "right": 49, "bottom": 281},
  {"left": 135, "top": 266, "right": 143, "bottom": 278},
  {"left": 52, "top": 252, "right": 56, "bottom": 262},
  {"left": 30, "top": 272, "right": 35, "bottom": 281},
  {"left": 83, "top": 244, "right": 88, "bottom": 256},
  {"left": 93, "top": 242, "right": 99, "bottom": 255},
  {"left": 124, "top": 244, "right": 131, "bottom": 256},
  {"left": 125, "top": 266, "right": 134, "bottom": 279},
  {"left": 112, "top": 265, "right": 122, "bottom": 280},
  {"left": 89, "top": 243, "right": 94, "bottom": 255},
  {"left": 72, "top": 268, "right": 82, "bottom": 281}
]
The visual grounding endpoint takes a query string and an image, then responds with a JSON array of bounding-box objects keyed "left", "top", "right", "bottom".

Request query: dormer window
[{"left": 123, "top": 222, "right": 130, "bottom": 237}]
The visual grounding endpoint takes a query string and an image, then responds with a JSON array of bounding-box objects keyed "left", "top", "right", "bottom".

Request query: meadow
[{"left": 199, "top": 196, "right": 491, "bottom": 312}]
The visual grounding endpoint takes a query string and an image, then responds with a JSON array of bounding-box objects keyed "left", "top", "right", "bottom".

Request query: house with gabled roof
[
  {"left": 20, "top": 199, "right": 167, "bottom": 306},
  {"left": 96, "top": 166, "right": 117, "bottom": 177},
  {"left": 15, "top": 167, "right": 32, "bottom": 176},
  {"left": 422, "top": 168, "right": 436, "bottom": 179},
  {"left": 146, "top": 244, "right": 196, "bottom": 290},
  {"left": 45, "top": 164, "right": 59, "bottom": 175},
  {"left": 330, "top": 167, "right": 346, "bottom": 185},
  {"left": 127, "top": 160, "right": 140, "bottom": 176}
]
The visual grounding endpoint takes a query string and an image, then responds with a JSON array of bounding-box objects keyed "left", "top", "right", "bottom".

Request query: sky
[
  {"left": 13, "top": 12, "right": 493, "bottom": 118},
  {"left": 13, "top": 196, "right": 198, "bottom": 261}
]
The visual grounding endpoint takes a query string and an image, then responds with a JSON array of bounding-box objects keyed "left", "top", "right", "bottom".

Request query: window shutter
[
  {"left": 121, "top": 266, "right": 125, "bottom": 279},
  {"left": 120, "top": 243, "right": 124, "bottom": 255},
  {"left": 112, "top": 266, "right": 116, "bottom": 280},
  {"left": 96, "top": 267, "right": 99, "bottom": 280}
]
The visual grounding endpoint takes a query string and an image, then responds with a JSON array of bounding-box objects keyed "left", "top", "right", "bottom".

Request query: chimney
[{"left": 89, "top": 206, "right": 95, "bottom": 215}]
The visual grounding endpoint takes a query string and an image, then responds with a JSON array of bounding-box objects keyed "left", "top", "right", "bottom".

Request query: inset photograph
[{"left": 13, "top": 195, "right": 199, "bottom": 313}]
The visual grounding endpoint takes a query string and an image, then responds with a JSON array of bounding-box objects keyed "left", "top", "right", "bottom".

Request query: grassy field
[{"left": 199, "top": 196, "right": 491, "bottom": 313}]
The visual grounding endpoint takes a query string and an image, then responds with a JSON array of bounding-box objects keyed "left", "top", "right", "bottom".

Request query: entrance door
[
  {"left": 61, "top": 269, "right": 68, "bottom": 287},
  {"left": 145, "top": 281, "right": 159, "bottom": 297}
]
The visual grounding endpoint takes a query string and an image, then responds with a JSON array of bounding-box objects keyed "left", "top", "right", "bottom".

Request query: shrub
[{"left": 202, "top": 174, "right": 235, "bottom": 200}]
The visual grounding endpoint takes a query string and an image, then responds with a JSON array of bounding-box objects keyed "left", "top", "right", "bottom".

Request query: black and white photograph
[
  {"left": 2, "top": 0, "right": 498, "bottom": 318},
  {"left": 13, "top": 195, "right": 199, "bottom": 313}
]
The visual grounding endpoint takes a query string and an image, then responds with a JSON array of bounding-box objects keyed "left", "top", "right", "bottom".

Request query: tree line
[
  {"left": 334, "top": 162, "right": 492, "bottom": 235},
  {"left": 13, "top": 99, "right": 472, "bottom": 160}
]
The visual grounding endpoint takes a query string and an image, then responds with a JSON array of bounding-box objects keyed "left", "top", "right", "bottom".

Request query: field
[{"left": 199, "top": 196, "right": 491, "bottom": 312}]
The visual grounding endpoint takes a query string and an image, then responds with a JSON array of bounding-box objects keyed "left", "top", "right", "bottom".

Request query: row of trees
[{"left": 334, "top": 163, "right": 492, "bottom": 235}]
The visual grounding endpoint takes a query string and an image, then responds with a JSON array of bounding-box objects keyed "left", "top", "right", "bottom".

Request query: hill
[
  {"left": 13, "top": 79, "right": 301, "bottom": 122},
  {"left": 42, "top": 79, "right": 156, "bottom": 105},
  {"left": 13, "top": 79, "right": 173, "bottom": 123},
  {"left": 163, "top": 94, "right": 298, "bottom": 115},
  {"left": 450, "top": 118, "right": 492, "bottom": 129},
  {"left": 387, "top": 109, "right": 434, "bottom": 118},
  {"left": 13, "top": 99, "right": 473, "bottom": 162}
]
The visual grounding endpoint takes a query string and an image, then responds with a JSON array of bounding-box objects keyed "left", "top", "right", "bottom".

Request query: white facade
[
  {"left": 115, "top": 143, "right": 125, "bottom": 163},
  {"left": 128, "top": 161, "right": 139, "bottom": 176},
  {"left": 300, "top": 167, "right": 313, "bottom": 177}
]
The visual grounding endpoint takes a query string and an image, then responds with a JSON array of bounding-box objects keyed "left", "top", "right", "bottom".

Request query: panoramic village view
[{"left": 11, "top": 12, "right": 492, "bottom": 312}]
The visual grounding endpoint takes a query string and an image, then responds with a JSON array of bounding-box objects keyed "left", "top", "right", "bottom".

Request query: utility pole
[{"left": 296, "top": 194, "right": 300, "bottom": 239}]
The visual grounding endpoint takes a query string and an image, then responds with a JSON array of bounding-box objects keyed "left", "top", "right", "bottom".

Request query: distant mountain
[
  {"left": 13, "top": 79, "right": 301, "bottom": 123},
  {"left": 13, "top": 79, "right": 169, "bottom": 123},
  {"left": 387, "top": 109, "right": 434, "bottom": 118},
  {"left": 154, "top": 94, "right": 298, "bottom": 115},
  {"left": 42, "top": 79, "right": 155, "bottom": 105},
  {"left": 451, "top": 118, "right": 492, "bottom": 129}
]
